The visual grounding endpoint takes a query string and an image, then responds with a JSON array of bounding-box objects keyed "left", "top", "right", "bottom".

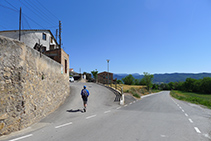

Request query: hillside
[{"left": 113, "top": 73, "right": 211, "bottom": 83}]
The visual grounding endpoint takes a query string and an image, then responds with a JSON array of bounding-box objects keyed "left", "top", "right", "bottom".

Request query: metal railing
[{"left": 105, "top": 83, "right": 123, "bottom": 95}]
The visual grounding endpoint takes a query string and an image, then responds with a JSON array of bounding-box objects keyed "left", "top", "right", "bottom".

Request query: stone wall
[{"left": 0, "top": 36, "right": 70, "bottom": 135}]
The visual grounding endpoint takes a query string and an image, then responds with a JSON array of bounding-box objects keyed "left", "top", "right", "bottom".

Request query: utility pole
[
  {"left": 19, "top": 7, "right": 22, "bottom": 41},
  {"left": 59, "top": 21, "right": 61, "bottom": 49},
  {"left": 56, "top": 29, "right": 58, "bottom": 44},
  {"left": 107, "top": 59, "right": 110, "bottom": 84}
]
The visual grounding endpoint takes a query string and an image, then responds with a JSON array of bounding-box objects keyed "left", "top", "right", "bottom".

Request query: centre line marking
[
  {"left": 55, "top": 122, "right": 73, "bottom": 129},
  {"left": 116, "top": 107, "right": 121, "bottom": 110},
  {"left": 194, "top": 127, "right": 201, "bottom": 133},
  {"left": 86, "top": 115, "right": 96, "bottom": 119},
  {"left": 124, "top": 104, "right": 128, "bottom": 107},
  {"left": 185, "top": 113, "right": 188, "bottom": 117},
  {"left": 104, "top": 110, "right": 111, "bottom": 114},
  {"left": 9, "top": 134, "right": 33, "bottom": 141},
  {"left": 188, "top": 118, "right": 193, "bottom": 123},
  {"left": 182, "top": 109, "right": 185, "bottom": 112}
]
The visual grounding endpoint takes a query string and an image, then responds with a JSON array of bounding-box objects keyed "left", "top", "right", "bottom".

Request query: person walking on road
[{"left": 81, "top": 85, "right": 89, "bottom": 112}]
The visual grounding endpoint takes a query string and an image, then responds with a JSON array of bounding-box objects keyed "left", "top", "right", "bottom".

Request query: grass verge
[{"left": 170, "top": 90, "right": 211, "bottom": 109}]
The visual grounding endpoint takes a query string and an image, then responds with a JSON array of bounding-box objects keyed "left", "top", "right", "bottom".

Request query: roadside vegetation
[
  {"left": 170, "top": 91, "right": 211, "bottom": 109},
  {"left": 152, "top": 77, "right": 211, "bottom": 108},
  {"left": 117, "top": 72, "right": 160, "bottom": 98},
  {"left": 123, "top": 84, "right": 160, "bottom": 98},
  {"left": 119, "top": 72, "right": 211, "bottom": 108}
]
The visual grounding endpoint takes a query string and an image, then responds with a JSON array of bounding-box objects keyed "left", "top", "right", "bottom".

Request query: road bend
[{"left": 1, "top": 83, "right": 211, "bottom": 141}]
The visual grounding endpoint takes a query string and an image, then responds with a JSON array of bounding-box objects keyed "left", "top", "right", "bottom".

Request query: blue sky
[{"left": 1, "top": 0, "right": 211, "bottom": 74}]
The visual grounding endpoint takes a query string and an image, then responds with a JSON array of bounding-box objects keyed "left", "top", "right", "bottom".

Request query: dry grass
[{"left": 122, "top": 84, "right": 145, "bottom": 92}]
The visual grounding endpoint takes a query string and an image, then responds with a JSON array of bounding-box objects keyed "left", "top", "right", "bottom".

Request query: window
[
  {"left": 50, "top": 37, "right": 53, "bottom": 43},
  {"left": 65, "top": 59, "right": 67, "bottom": 73},
  {"left": 42, "top": 33, "right": 46, "bottom": 40}
]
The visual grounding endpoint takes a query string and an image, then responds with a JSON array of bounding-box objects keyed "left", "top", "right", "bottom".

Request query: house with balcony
[{"left": 0, "top": 29, "right": 69, "bottom": 76}]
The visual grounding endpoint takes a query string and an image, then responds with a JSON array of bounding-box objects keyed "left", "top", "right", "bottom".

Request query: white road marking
[
  {"left": 133, "top": 101, "right": 136, "bottom": 103},
  {"left": 86, "top": 115, "right": 96, "bottom": 119},
  {"left": 9, "top": 134, "right": 33, "bottom": 141},
  {"left": 203, "top": 133, "right": 211, "bottom": 139},
  {"left": 188, "top": 118, "right": 193, "bottom": 123},
  {"left": 182, "top": 109, "right": 185, "bottom": 112},
  {"left": 55, "top": 122, "right": 73, "bottom": 129},
  {"left": 194, "top": 127, "right": 201, "bottom": 133},
  {"left": 104, "top": 110, "right": 111, "bottom": 114},
  {"left": 160, "top": 135, "right": 167, "bottom": 138},
  {"left": 124, "top": 104, "right": 128, "bottom": 107},
  {"left": 129, "top": 102, "right": 132, "bottom": 105},
  {"left": 116, "top": 107, "right": 121, "bottom": 110},
  {"left": 185, "top": 113, "right": 188, "bottom": 117}
]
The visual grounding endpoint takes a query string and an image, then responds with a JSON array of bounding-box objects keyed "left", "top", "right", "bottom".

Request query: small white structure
[{"left": 0, "top": 30, "right": 59, "bottom": 51}]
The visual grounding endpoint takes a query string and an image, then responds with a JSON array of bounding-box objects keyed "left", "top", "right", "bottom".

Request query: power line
[
  {"left": 26, "top": 0, "right": 57, "bottom": 24},
  {"left": 4, "top": 0, "right": 18, "bottom": 10},
  {"left": 34, "top": 0, "right": 60, "bottom": 20},
  {"left": 23, "top": 0, "right": 57, "bottom": 26},
  {"left": 22, "top": 13, "right": 45, "bottom": 29},
  {"left": 18, "top": 0, "right": 56, "bottom": 27},
  {"left": 0, "top": 3, "right": 19, "bottom": 12}
]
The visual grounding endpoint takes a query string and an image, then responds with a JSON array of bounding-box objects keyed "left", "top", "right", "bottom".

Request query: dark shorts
[{"left": 82, "top": 96, "right": 88, "bottom": 104}]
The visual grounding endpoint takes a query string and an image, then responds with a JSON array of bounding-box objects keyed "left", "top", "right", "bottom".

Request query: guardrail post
[{"left": 120, "top": 86, "right": 124, "bottom": 105}]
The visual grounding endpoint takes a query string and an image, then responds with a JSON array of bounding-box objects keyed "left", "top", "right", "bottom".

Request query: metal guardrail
[
  {"left": 105, "top": 83, "right": 123, "bottom": 95},
  {"left": 97, "top": 82, "right": 124, "bottom": 105}
]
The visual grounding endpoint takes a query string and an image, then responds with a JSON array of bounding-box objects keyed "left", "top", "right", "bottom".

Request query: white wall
[{"left": 0, "top": 30, "right": 57, "bottom": 51}]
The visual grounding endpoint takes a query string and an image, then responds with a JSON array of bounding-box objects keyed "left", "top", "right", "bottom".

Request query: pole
[
  {"left": 56, "top": 29, "right": 58, "bottom": 44},
  {"left": 59, "top": 21, "right": 61, "bottom": 49},
  {"left": 107, "top": 59, "right": 110, "bottom": 84},
  {"left": 19, "top": 7, "right": 22, "bottom": 41}
]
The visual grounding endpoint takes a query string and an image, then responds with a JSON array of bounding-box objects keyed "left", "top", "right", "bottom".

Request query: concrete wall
[{"left": 0, "top": 36, "right": 70, "bottom": 135}]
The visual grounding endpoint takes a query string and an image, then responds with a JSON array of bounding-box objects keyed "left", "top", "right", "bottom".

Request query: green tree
[
  {"left": 201, "top": 77, "right": 211, "bottom": 94},
  {"left": 142, "top": 72, "right": 154, "bottom": 91},
  {"left": 122, "top": 74, "right": 135, "bottom": 85},
  {"left": 152, "top": 84, "right": 159, "bottom": 90},
  {"left": 117, "top": 80, "right": 123, "bottom": 84},
  {"left": 184, "top": 78, "right": 197, "bottom": 92},
  {"left": 134, "top": 79, "right": 140, "bottom": 85},
  {"left": 168, "top": 82, "right": 175, "bottom": 90},
  {"left": 91, "top": 69, "right": 98, "bottom": 82},
  {"left": 140, "top": 78, "right": 146, "bottom": 85}
]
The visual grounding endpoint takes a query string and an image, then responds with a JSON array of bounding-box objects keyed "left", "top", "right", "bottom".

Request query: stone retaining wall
[{"left": 0, "top": 36, "right": 70, "bottom": 135}]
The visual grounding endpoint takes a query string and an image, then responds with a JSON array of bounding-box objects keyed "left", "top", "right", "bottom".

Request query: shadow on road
[{"left": 66, "top": 109, "right": 83, "bottom": 113}]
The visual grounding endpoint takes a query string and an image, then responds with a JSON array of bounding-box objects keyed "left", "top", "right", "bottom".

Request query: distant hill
[{"left": 113, "top": 73, "right": 211, "bottom": 83}]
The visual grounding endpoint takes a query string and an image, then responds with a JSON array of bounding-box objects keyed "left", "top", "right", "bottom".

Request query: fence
[
  {"left": 102, "top": 82, "right": 124, "bottom": 105},
  {"left": 105, "top": 83, "right": 123, "bottom": 95}
]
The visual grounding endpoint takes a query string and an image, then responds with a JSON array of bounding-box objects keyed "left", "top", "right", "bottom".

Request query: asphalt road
[{"left": 1, "top": 82, "right": 211, "bottom": 141}]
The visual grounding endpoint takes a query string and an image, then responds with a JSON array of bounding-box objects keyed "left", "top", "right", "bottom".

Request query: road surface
[{"left": 1, "top": 82, "right": 211, "bottom": 141}]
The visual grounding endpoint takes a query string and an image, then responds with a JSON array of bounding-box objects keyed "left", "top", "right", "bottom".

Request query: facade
[
  {"left": 0, "top": 29, "right": 69, "bottom": 77},
  {"left": 45, "top": 48, "right": 69, "bottom": 76},
  {"left": 0, "top": 30, "right": 58, "bottom": 50},
  {"left": 97, "top": 71, "right": 113, "bottom": 84}
]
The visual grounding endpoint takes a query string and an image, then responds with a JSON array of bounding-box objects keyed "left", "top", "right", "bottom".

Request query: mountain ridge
[{"left": 113, "top": 72, "right": 211, "bottom": 83}]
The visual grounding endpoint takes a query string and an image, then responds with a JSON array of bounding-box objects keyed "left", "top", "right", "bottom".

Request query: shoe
[{"left": 84, "top": 108, "right": 86, "bottom": 112}]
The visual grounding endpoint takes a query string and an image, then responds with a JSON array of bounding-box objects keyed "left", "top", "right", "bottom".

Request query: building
[
  {"left": 0, "top": 29, "right": 69, "bottom": 77},
  {"left": 0, "top": 30, "right": 58, "bottom": 50},
  {"left": 97, "top": 71, "right": 113, "bottom": 84}
]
